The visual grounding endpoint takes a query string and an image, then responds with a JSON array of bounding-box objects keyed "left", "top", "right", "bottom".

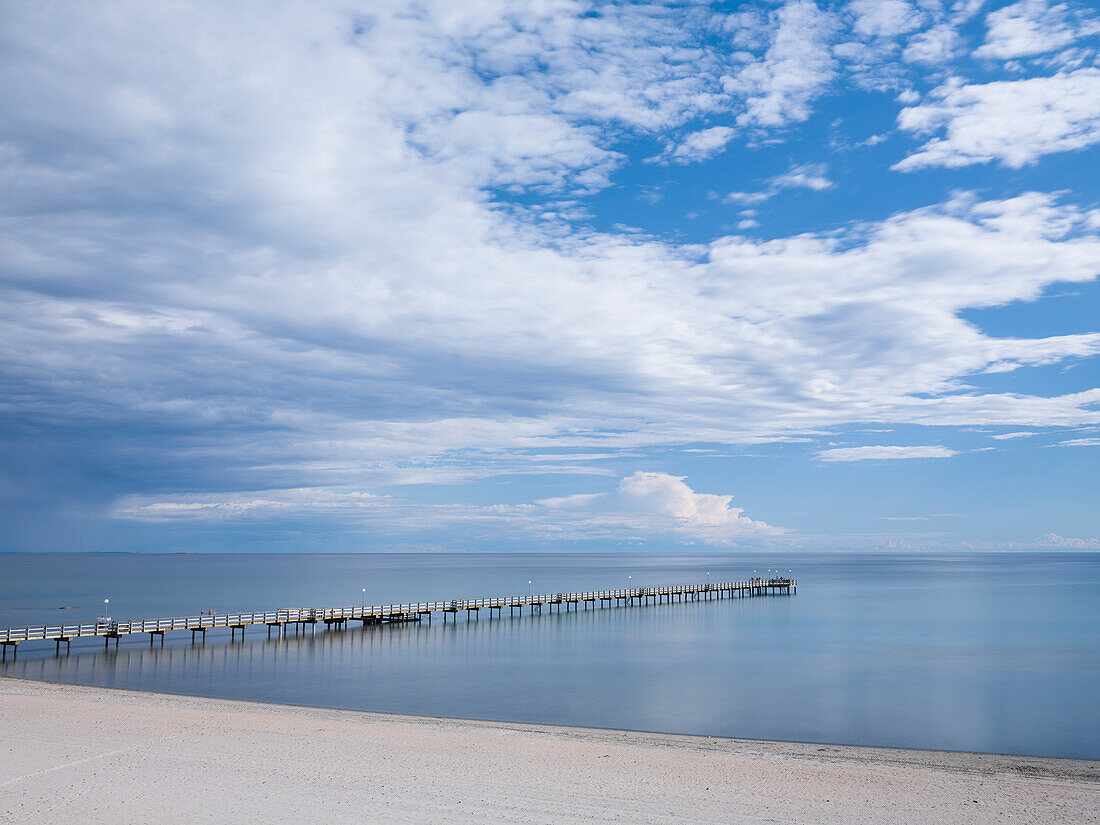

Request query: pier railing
[{"left": 1, "top": 579, "right": 795, "bottom": 647}]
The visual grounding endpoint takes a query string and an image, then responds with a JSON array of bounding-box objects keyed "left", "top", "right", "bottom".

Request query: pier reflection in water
[{"left": 10, "top": 598, "right": 787, "bottom": 732}]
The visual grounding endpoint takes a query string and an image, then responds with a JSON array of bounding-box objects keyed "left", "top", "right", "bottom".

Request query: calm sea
[{"left": 1, "top": 552, "right": 1097, "bottom": 759}]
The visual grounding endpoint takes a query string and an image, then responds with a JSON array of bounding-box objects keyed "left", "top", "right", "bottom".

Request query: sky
[{"left": 1, "top": 0, "right": 1098, "bottom": 553}]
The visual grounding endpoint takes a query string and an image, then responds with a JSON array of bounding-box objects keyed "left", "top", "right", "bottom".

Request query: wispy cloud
[
  {"left": 1051, "top": 437, "right": 1100, "bottom": 447},
  {"left": 727, "top": 162, "right": 834, "bottom": 203},
  {"left": 113, "top": 488, "right": 392, "bottom": 522},
  {"left": 818, "top": 446, "right": 959, "bottom": 462}
]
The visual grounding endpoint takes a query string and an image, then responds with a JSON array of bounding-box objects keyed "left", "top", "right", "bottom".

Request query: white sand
[{"left": 1, "top": 677, "right": 1096, "bottom": 825}]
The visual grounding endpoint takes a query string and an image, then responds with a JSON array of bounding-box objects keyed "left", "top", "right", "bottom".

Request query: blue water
[{"left": 1, "top": 552, "right": 1098, "bottom": 759}]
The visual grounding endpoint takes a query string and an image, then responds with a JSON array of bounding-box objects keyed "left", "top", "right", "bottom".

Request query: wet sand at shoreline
[{"left": 1, "top": 677, "right": 1096, "bottom": 824}]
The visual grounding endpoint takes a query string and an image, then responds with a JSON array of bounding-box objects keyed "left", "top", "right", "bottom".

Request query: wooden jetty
[{"left": 0, "top": 578, "right": 795, "bottom": 659}]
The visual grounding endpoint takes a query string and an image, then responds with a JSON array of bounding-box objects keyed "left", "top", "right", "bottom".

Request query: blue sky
[{"left": 1, "top": 0, "right": 1098, "bottom": 553}]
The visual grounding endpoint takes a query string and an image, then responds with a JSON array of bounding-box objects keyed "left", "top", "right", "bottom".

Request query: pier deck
[{"left": 0, "top": 578, "right": 795, "bottom": 658}]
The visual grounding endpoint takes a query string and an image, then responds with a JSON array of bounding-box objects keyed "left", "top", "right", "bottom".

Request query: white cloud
[
  {"left": 726, "top": 1, "right": 839, "bottom": 128},
  {"left": 857, "top": 133, "right": 888, "bottom": 147},
  {"left": 975, "top": 0, "right": 1093, "bottom": 60},
  {"left": 1034, "top": 532, "right": 1100, "bottom": 549},
  {"left": 113, "top": 488, "right": 389, "bottom": 521},
  {"left": 849, "top": 0, "right": 923, "bottom": 39},
  {"left": 726, "top": 192, "right": 771, "bottom": 206},
  {"left": 903, "top": 23, "right": 964, "bottom": 65},
  {"left": 894, "top": 68, "right": 1100, "bottom": 170},
  {"left": 114, "top": 472, "right": 783, "bottom": 544},
  {"left": 1, "top": 1, "right": 1100, "bottom": 547},
  {"left": 899, "top": 0, "right": 994, "bottom": 67},
  {"left": 990, "top": 431, "right": 1036, "bottom": 439},
  {"left": 771, "top": 162, "right": 835, "bottom": 191},
  {"left": 818, "top": 445, "right": 959, "bottom": 461},
  {"left": 538, "top": 471, "right": 782, "bottom": 540},
  {"left": 1053, "top": 437, "right": 1100, "bottom": 447},
  {"left": 6, "top": 182, "right": 1100, "bottom": 506},
  {"left": 727, "top": 162, "right": 834, "bottom": 203},
  {"left": 660, "top": 126, "right": 736, "bottom": 165}
]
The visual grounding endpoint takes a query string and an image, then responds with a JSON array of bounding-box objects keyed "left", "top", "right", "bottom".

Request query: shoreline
[
  {"left": 3, "top": 675, "right": 1097, "bottom": 777},
  {"left": 3, "top": 677, "right": 1097, "bottom": 824}
]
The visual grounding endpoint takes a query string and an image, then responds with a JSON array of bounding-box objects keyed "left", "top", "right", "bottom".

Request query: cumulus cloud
[
  {"left": 894, "top": 69, "right": 1100, "bottom": 169},
  {"left": 538, "top": 472, "right": 782, "bottom": 540},
  {"left": 726, "top": 0, "right": 839, "bottom": 128},
  {"left": 817, "top": 445, "right": 959, "bottom": 461},
  {"left": 975, "top": 0, "right": 1095, "bottom": 60},
  {"left": 1034, "top": 532, "right": 1100, "bottom": 549},
  {"left": 990, "top": 431, "right": 1036, "bottom": 439},
  {"left": 898, "top": 0, "right": 993, "bottom": 68},
  {"left": 849, "top": 0, "right": 923, "bottom": 39},
  {"left": 902, "top": 23, "right": 964, "bottom": 65},
  {"left": 658, "top": 126, "right": 736, "bottom": 165},
  {"left": 114, "top": 472, "right": 783, "bottom": 545}
]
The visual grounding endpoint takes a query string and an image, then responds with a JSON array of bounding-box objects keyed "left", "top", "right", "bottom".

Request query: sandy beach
[{"left": 1, "top": 677, "right": 1096, "bottom": 825}]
